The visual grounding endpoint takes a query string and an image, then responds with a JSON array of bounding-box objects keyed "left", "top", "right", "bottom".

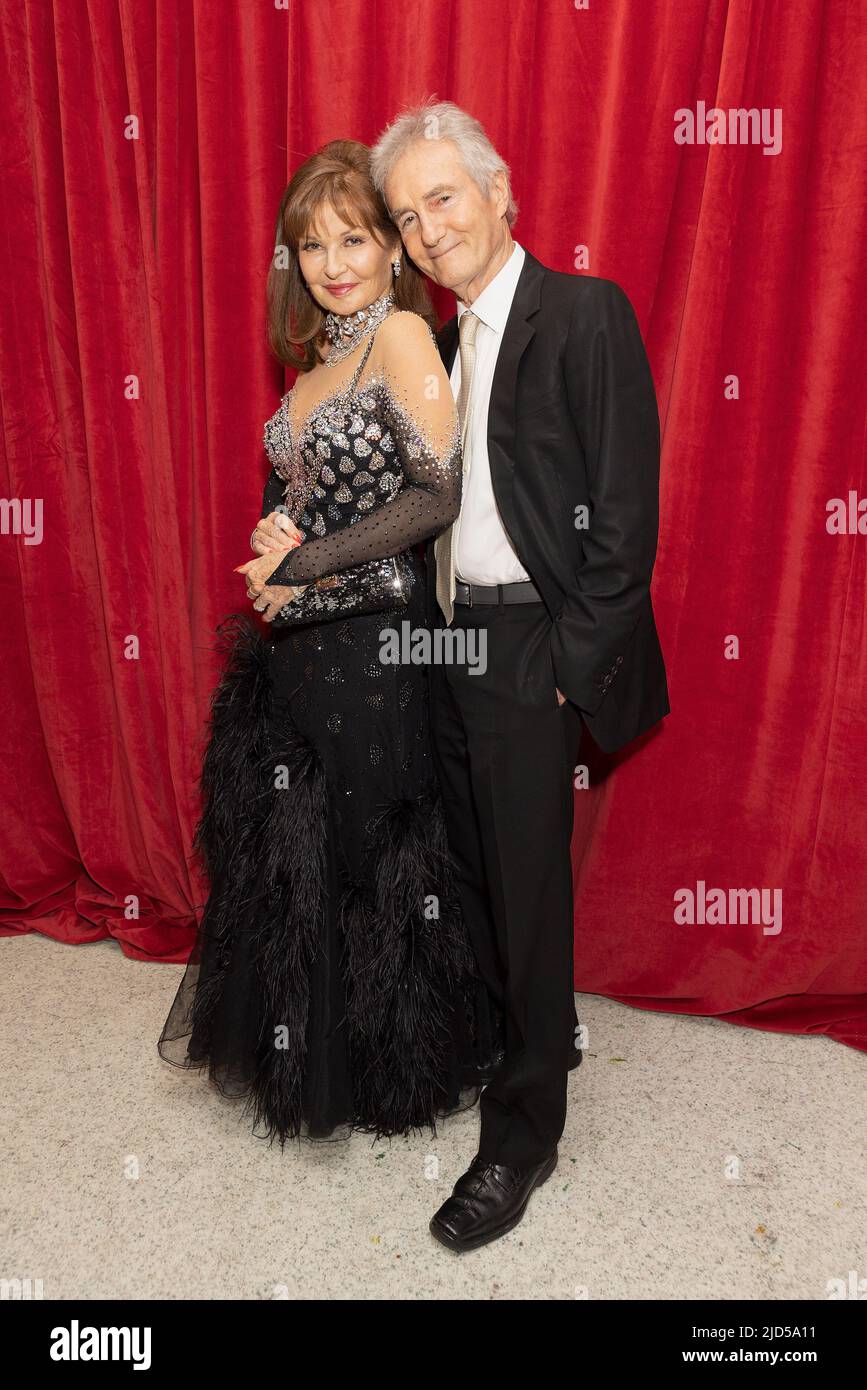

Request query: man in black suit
[{"left": 372, "top": 102, "right": 668, "bottom": 1252}]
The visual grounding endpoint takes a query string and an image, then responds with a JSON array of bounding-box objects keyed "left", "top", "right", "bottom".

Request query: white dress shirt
[{"left": 450, "top": 240, "right": 531, "bottom": 585}]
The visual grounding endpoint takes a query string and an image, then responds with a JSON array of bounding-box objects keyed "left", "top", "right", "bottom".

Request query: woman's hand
[
  {"left": 252, "top": 510, "right": 303, "bottom": 555},
  {"left": 249, "top": 582, "right": 308, "bottom": 623},
  {"left": 236, "top": 551, "right": 289, "bottom": 593},
  {"left": 235, "top": 551, "right": 307, "bottom": 622}
]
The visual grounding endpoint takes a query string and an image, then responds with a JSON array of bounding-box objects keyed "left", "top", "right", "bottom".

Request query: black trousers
[{"left": 429, "top": 597, "right": 584, "bottom": 1167}]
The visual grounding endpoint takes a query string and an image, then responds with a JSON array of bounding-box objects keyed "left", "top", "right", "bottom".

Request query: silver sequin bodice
[
  {"left": 259, "top": 313, "right": 461, "bottom": 590},
  {"left": 263, "top": 380, "right": 404, "bottom": 539}
]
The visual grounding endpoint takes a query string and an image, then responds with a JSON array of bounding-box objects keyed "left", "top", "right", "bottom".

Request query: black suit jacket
[{"left": 427, "top": 248, "right": 669, "bottom": 754}]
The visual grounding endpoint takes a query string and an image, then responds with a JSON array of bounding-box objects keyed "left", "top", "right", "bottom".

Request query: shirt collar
[{"left": 456, "top": 241, "right": 525, "bottom": 335}]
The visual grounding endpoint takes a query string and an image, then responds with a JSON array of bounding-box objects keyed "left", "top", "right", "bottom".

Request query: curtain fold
[{"left": 1, "top": 0, "right": 864, "bottom": 1050}]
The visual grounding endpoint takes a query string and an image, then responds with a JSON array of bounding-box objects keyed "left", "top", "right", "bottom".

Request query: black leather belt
[{"left": 454, "top": 579, "right": 543, "bottom": 606}]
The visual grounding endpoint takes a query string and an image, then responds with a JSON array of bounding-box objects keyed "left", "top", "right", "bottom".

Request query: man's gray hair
[{"left": 370, "top": 100, "right": 518, "bottom": 226}]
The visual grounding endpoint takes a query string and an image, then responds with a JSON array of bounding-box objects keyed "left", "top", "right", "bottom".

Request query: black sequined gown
[{"left": 158, "top": 313, "right": 498, "bottom": 1145}]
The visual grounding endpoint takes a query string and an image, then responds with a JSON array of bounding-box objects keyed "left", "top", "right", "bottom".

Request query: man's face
[{"left": 384, "top": 139, "right": 509, "bottom": 302}]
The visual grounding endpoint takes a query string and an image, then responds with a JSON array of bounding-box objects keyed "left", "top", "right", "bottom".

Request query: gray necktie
[{"left": 435, "top": 309, "right": 480, "bottom": 625}]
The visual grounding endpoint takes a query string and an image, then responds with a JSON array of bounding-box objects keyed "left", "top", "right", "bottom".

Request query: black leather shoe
[{"left": 429, "top": 1147, "right": 558, "bottom": 1252}]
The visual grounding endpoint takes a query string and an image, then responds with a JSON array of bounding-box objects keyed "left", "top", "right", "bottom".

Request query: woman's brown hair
[{"left": 267, "top": 140, "right": 435, "bottom": 373}]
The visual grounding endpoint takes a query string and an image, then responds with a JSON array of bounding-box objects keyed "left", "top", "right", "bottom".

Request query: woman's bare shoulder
[{"left": 374, "top": 309, "right": 438, "bottom": 357}]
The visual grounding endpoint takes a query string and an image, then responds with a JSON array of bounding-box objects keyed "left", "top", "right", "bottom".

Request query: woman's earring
[{"left": 392, "top": 257, "right": 401, "bottom": 277}]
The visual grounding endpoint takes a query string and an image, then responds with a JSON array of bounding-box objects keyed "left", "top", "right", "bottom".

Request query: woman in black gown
[{"left": 158, "top": 141, "right": 498, "bottom": 1145}]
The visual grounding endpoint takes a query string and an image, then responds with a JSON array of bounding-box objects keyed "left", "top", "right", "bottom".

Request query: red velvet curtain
[{"left": 2, "top": 0, "right": 864, "bottom": 1051}]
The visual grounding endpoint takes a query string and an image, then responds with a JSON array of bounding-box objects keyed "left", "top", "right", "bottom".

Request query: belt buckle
[{"left": 466, "top": 581, "right": 473, "bottom": 608}]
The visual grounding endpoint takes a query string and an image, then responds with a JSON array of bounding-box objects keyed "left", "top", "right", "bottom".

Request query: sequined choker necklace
[{"left": 323, "top": 291, "right": 394, "bottom": 366}]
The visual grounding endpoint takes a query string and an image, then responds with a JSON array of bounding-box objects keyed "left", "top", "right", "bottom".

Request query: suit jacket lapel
[{"left": 438, "top": 315, "right": 459, "bottom": 374}]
